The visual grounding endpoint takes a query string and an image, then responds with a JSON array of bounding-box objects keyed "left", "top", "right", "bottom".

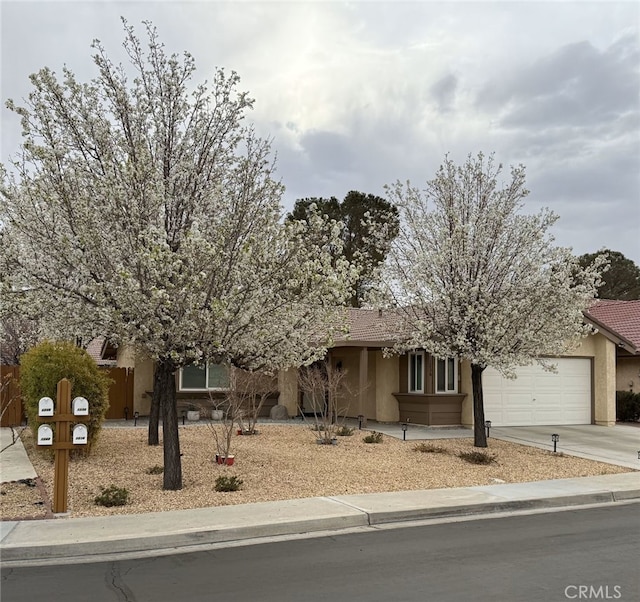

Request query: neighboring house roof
[
  {"left": 584, "top": 300, "right": 640, "bottom": 355},
  {"left": 85, "top": 337, "right": 118, "bottom": 366}
]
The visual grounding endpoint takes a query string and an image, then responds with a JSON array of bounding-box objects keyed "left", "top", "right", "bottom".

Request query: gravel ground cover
[{"left": 0, "top": 424, "right": 631, "bottom": 521}]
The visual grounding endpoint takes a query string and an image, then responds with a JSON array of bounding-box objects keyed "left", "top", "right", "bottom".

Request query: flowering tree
[
  {"left": 381, "top": 152, "right": 605, "bottom": 447},
  {"left": 288, "top": 191, "right": 399, "bottom": 308},
  {"left": 0, "top": 21, "right": 352, "bottom": 489}
]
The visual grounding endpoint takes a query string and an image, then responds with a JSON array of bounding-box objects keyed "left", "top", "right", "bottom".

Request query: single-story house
[
  {"left": 102, "top": 302, "right": 639, "bottom": 428},
  {"left": 281, "top": 308, "right": 619, "bottom": 428}
]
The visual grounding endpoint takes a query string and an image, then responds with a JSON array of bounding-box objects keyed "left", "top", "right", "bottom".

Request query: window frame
[
  {"left": 408, "top": 351, "right": 425, "bottom": 394},
  {"left": 178, "top": 362, "right": 230, "bottom": 392},
  {"left": 435, "top": 357, "right": 458, "bottom": 394}
]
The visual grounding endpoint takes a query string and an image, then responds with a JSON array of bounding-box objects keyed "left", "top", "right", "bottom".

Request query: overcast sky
[{"left": 2, "top": 0, "right": 639, "bottom": 264}]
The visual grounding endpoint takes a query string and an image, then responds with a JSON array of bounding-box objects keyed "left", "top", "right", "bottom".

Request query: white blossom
[
  {"left": 378, "top": 152, "right": 606, "bottom": 446},
  {"left": 0, "top": 21, "right": 354, "bottom": 487}
]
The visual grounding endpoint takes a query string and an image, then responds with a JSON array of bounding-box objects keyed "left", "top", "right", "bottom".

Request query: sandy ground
[{"left": 0, "top": 424, "right": 631, "bottom": 521}]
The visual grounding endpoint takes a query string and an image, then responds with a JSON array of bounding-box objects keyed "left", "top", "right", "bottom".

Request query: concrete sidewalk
[
  {"left": 0, "top": 428, "right": 36, "bottom": 483},
  {"left": 2, "top": 472, "right": 639, "bottom": 565}
]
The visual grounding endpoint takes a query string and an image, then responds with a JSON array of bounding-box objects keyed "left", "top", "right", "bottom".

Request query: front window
[
  {"left": 179, "top": 362, "right": 230, "bottom": 391},
  {"left": 408, "top": 351, "right": 424, "bottom": 393},
  {"left": 436, "top": 357, "right": 457, "bottom": 393}
]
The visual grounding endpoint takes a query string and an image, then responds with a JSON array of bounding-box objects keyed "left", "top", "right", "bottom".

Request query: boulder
[{"left": 269, "top": 404, "right": 289, "bottom": 420}]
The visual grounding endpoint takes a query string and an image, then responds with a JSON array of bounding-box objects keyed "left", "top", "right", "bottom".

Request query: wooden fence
[
  {"left": 0, "top": 366, "right": 134, "bottom": 425},
  {"left": 103, "top": 367, "right": 134, "bottom": 419},
  {"left": 0, "top": 366, "right": 22, "bottom": 427}
]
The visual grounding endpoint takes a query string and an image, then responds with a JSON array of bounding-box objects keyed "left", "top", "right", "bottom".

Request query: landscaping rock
[{"left": 270, "top": 404, "right": 289, "bottom": 420}]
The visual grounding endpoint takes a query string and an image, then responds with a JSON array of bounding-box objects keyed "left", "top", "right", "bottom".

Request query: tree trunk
[
  {"left": 148, "top": 364, "right": 161, "bottom": 446},
  {"left": 471, "top": 363, "right": 488, "bottom": 448},
  {"left": 155, "top": 359, "right": 182, "bottom": 490}
]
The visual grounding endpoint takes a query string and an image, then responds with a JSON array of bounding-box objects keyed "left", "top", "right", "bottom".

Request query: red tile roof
[
  {"left": 85, "top": 337, "right": 117, "bottom": 366},
  {"left": 584, "top": 300, "right": 640, "bottom": 354}
]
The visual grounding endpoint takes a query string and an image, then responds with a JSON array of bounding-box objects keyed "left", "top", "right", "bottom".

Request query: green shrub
[
  {"left": 146, "top": 465, "right": 164, "bottom": 475},
  {"left": 336, "top": 426, "right": 354, "bottom": 436},
  {"left": 616, "top": 391, "right": 640, "bottom": 422},
  {"left": 20, "top": 341, "right": 111, "bottom": 455},
  {"left": 458, "top": 450, "right": 496, "bottom": 465},
  {"left": 94, "top": 485, "right": 129, "bottom": 507},
  {"left": 363, "top": 431, "right": 383, "bottom": 444},
  {"left": 215, "top": 475, "right": 243, "bottom": 492},
  {"left": 414, "top": 442, "right": 448, "bottom": 454}
]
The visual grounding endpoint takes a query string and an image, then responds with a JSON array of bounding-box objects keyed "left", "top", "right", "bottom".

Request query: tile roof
[
  {"left": 85, "top": 337, "right": 117, "bottom": 366},
  {"left": 342, "top": 302, "right": 640, "bottom": 354},
  {"left": 332, "top": 308, "right": 403, "bottom": 346},
  {"left": 584, "top": 300, "right": 640, "bottom": 354}
]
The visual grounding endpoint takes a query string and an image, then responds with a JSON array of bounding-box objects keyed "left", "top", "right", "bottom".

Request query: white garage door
[{"left": 482, "top": 359, "right": 592, "bottom": 426}]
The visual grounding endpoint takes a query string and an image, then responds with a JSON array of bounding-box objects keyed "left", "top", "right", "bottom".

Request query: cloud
[
  {"left": 1, "top": 1, "right": 638, "bottom": 264},
  {"left": 476, "top": 34, "right": 640, "bottom": 129},
  {"left": 430, "top": 73, "right": 458, "bottom": 113}
]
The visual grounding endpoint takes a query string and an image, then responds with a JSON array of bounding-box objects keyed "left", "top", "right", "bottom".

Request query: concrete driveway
[{"left": 492, "top": 424, "right": 640, "bottom": 470}]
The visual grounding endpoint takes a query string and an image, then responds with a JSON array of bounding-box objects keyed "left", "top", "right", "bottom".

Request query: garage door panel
[
  {"left": 483, "top": 359, "right": 591, "bottom": 426},
  {"left": 503, "top": 413, "right": 534, "bottom": 426}
]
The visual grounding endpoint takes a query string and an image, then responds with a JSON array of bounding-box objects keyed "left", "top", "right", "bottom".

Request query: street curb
[
  {"left": 2, "top": 488, "right": 639, "bottom": 564},
  {"left": 359, "top": 492, "right": 626, "bottom": 525},
  {"left": 0, "top": 512, "right": 368, "bottom": 562}
]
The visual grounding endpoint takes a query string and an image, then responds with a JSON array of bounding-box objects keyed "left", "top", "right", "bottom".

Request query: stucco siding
[
  {"left": 592, "top": 334, "right": 616, "bottom": 425},
  {"left": 459, "top": 361, "right": 473, "bottom": 427},
  {"left": 277, "top": 368, "right": 298, "bottom": 417},
  {"left": 133, "top": 357, "right": 154, "bottom": 416}
]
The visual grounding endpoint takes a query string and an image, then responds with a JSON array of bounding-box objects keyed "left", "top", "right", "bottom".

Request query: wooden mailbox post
[{"left": 37, "top": 378, "right": 90, "bottom": 514}]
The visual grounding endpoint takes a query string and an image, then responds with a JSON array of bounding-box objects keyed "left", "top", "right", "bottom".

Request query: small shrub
[
  {"left": 458, "top": 450, "right": 496, "bottom": 465},
  {"left": 336, "top": 426, "right": 354, "bottom": 436},
  {"left": 363, "top": 431, "right": 383, "bottom": 444},
  {"left": 215, "top": 475, "right": 243, "bottom": 492},
  {"left": 146, "top": 465, "right": 164, "bottom": 475},
  {"left": 616, "top": 391, "right": 640, "bottom": 422},
  {"left": 414, "top": 442, "right": 448, "bottom": 454},
  {"left": 94, "top": 485, "right": 129, "bottom": 507},
  {"left": 20, "top": 340, "right": 111, "bottom": 455}
]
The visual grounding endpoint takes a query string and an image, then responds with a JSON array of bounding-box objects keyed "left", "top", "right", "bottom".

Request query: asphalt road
[{"left": 2, "top": 503, "right": 639, "bottom": 602}]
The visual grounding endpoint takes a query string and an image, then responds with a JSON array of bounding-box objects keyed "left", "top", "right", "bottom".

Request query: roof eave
[{"left": 583, "top": 314, "right": 639, "bottom": 355}]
